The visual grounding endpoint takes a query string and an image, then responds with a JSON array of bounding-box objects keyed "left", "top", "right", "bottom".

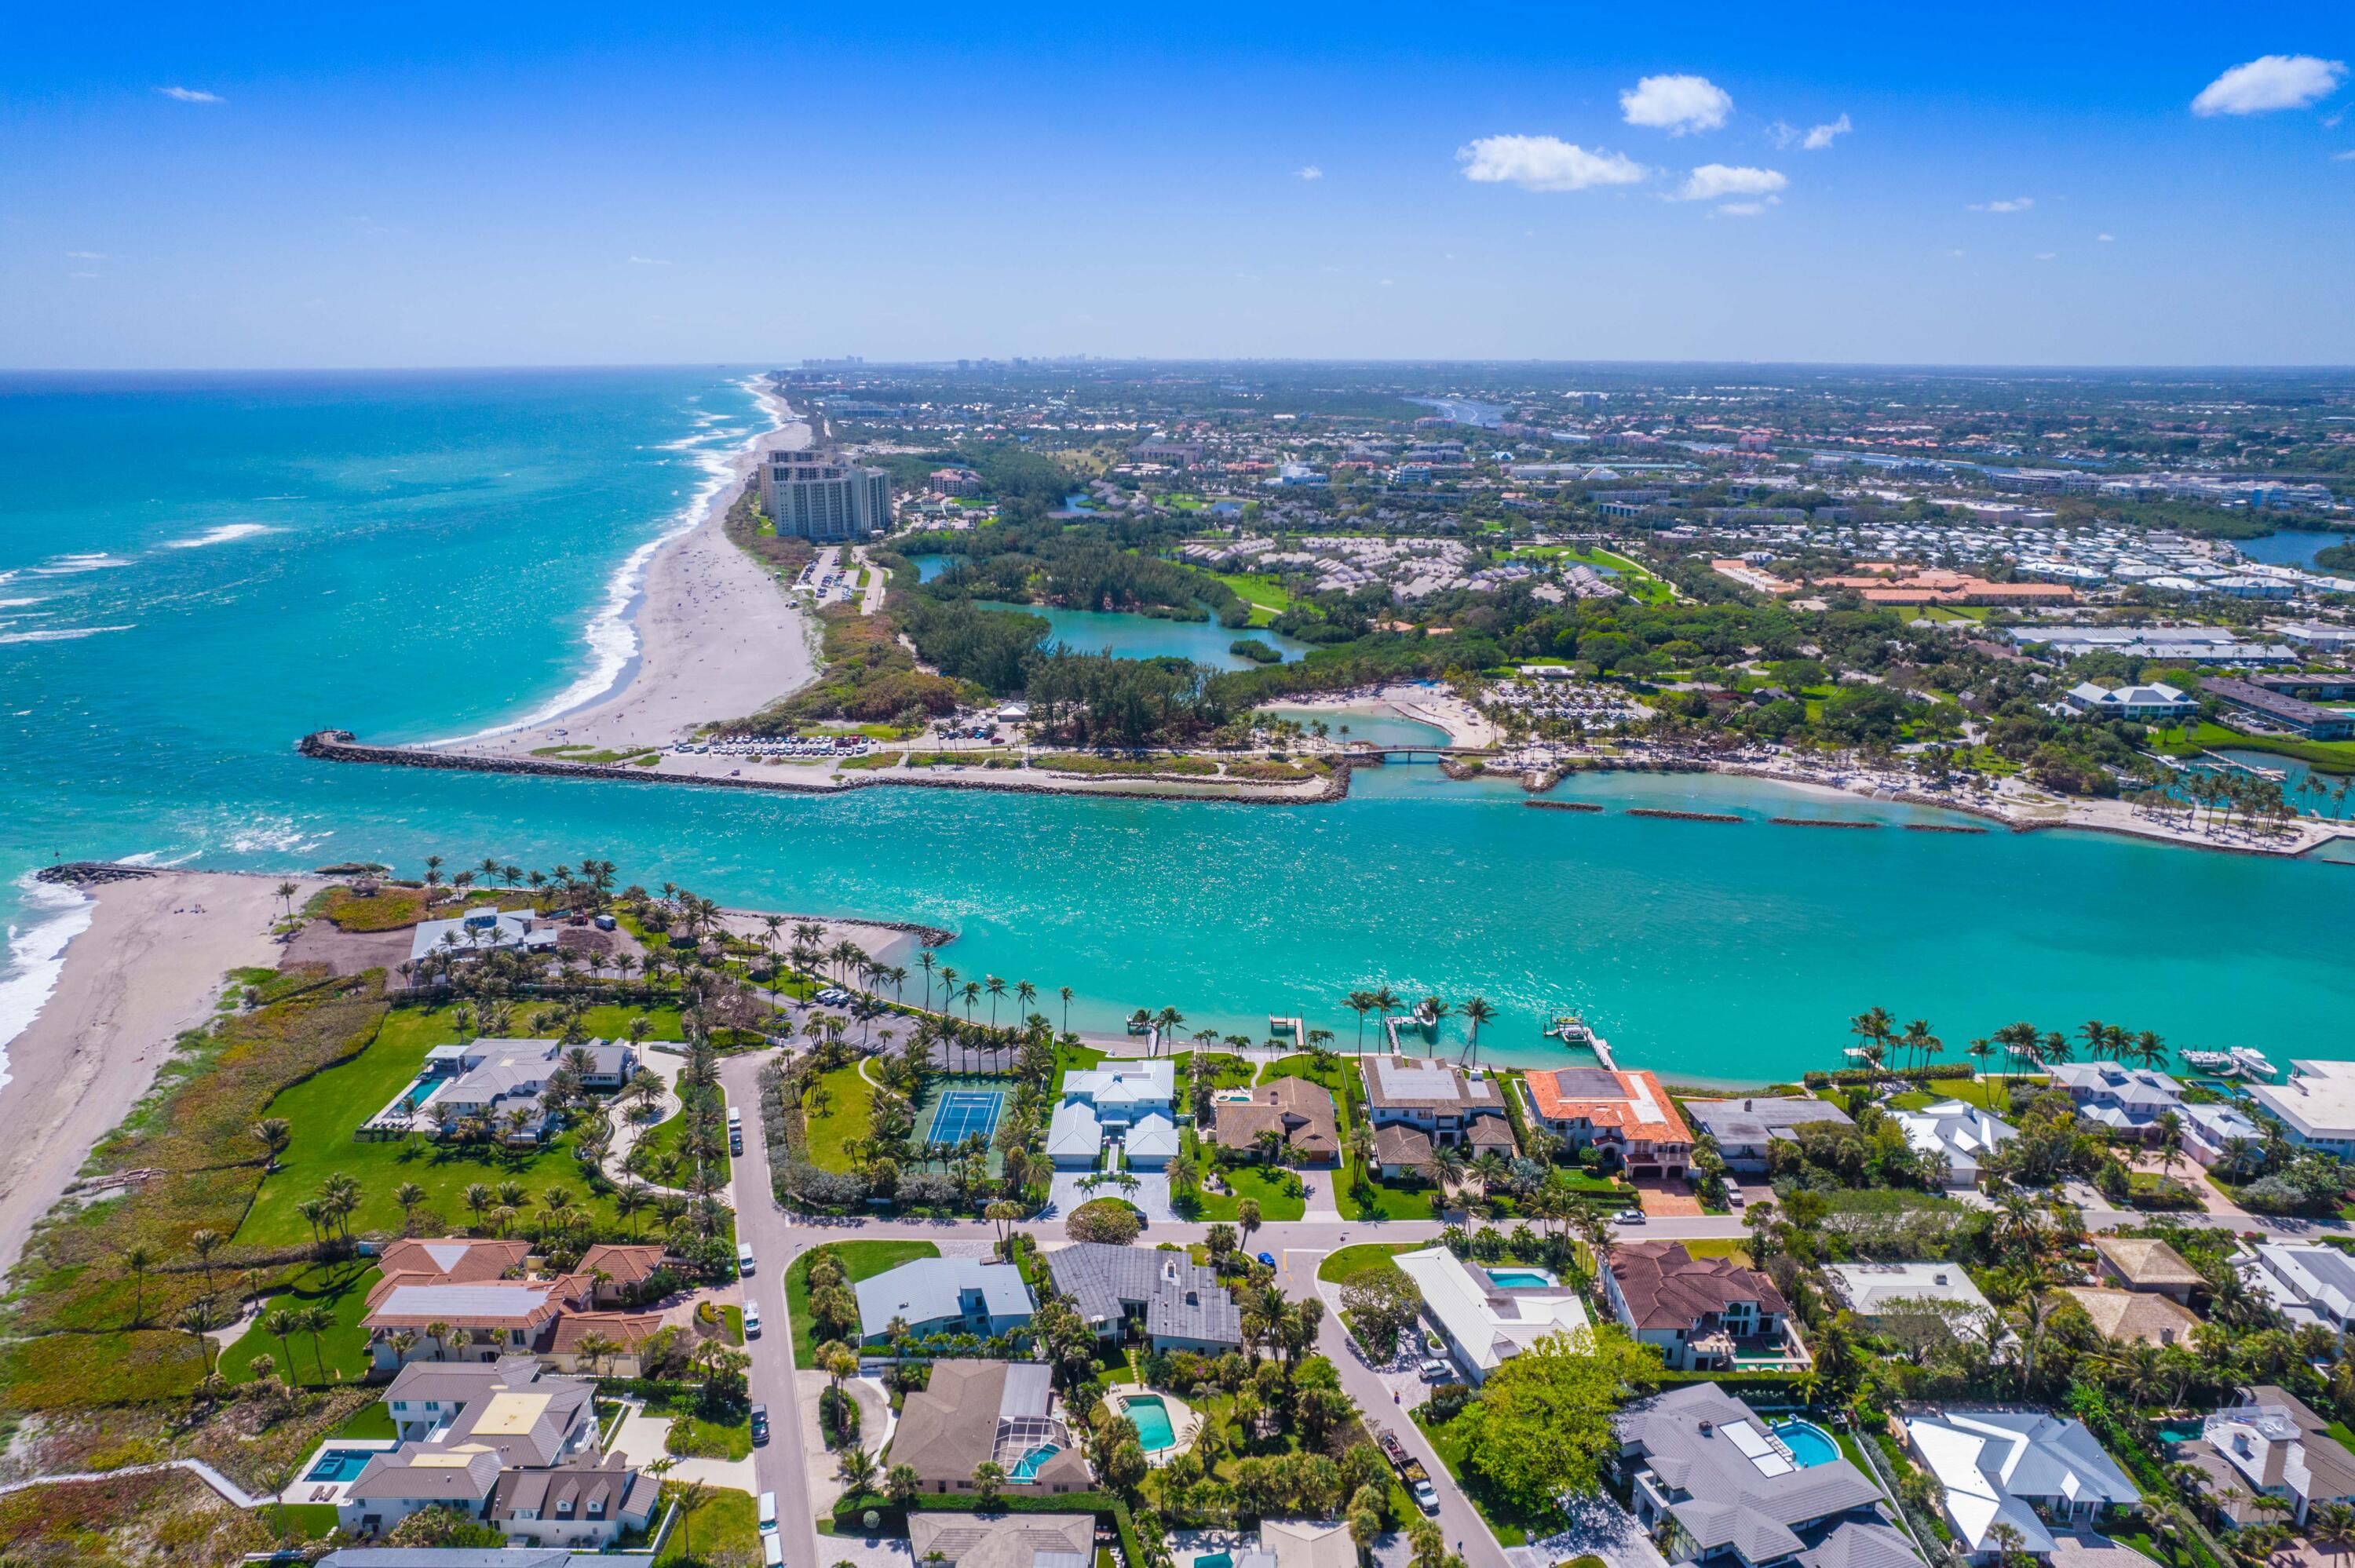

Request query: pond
[
  {"left": 2236, "top": 531, "right": 2350, "bottom": 572},
  {"left": 1258, "top": 703, "right": 1451, "bottom": 749},
  {"left": 981, "top": 601, "right": 1313, "bottom": 673}
]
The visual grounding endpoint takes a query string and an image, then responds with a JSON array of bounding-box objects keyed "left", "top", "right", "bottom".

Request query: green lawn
[
  {"left": 802, "top": 1063, "right": 876, "bottom": 1172},
  {"left": 636, "top": 1101, "right": 732, "bottom": 1186},
  {"left": 659, "top": 1484, "right": 759, "bottom": 1564},
  {"left": 1212, "top": 573, "right": 1292, "bottom": 625},
  {"left": 2151, "top": 721, "right": 2355, "bottom": 777},
  {"left": 1317, "top": 1241, "right": 1421, "bottom": 1286},
  {"left": 218, "top": 1259, "right": 381, "bottom": 1387},
  {"left": 1338, "top": 1178, "right": 1437, "bottom": 1222},
  {"left": 331, "top": 1398, "right": 399, "bottom": 1440},
  {"left": 1887, "top": 1076, "right": 2039, "bottom": 1114},
  {"left": 1185, "top": 1159, "right": 1306, "bottom": 1223},
  {"left": 1057, "top": 1041, "right": 1112, "bottom": 1077},
  {"left": 785, "top": 1240, "right": 939, "bottom": 1368},
  {"left": 235, "top": 1005, "right": 673, "bottom": 1249}
]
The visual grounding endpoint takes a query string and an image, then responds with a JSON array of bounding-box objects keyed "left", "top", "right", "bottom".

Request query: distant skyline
[{"left": 3, "top": 3, "right": 2352, "bottom": 369}]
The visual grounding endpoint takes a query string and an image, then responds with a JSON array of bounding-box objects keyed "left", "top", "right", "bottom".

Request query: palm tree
[
  {"left": 1461, "top": 996, "right": 1495, "bottom": 1064},
  {"left": 1345, "top": 990, "right": 1375, "bottom": 1050},
  {"left": 1901, "top": 1019, "right": 1942, "bottom": 1074},
  {"left": 426, "top": 1318, "right": 453, "bottom": 1361},
  {"left": 265, "top": 1307, "right": 300, "bottom": 1376},
  {"left": 1849, "top": 1006, "right": 1894, "bottom": 1075},
  {"left": 273, "top": 880, "right": 299, "bottom": 924},
  {"left": 1059, "top": 986, "right": 1073, "bottom": 1037},
  {"left": 188, "top": 1227, "right": 224, "bottom": 1307},
  {"left": 672, "top": 1479, "right": 712, "bottom": 1561},
  {"left": 122, "top": 1244, "right": 157, "bottom": 1327},
  {"left": 298, "top": 1302, "right": 334, "bottom": 1381},
  {"left": 394, "top": 1181, "right": 426, "bottom": 1235},
  {"left": 177, "top": 1298, "right": 219, "bottom": 1377},
  {"left": 1429, "top": 1142, "right": 1470, "bottom": 1192},
  {"left": 250, "top": 1118, "right": 292, "bottom": 1172}
]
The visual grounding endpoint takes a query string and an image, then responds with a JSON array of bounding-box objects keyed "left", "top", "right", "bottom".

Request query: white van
[
  {"left": 737, "top": 1241, "right": 755, "bottom": 1276},
  {"left": 758, "top": 1492, "right": 778, "bottom": 1533},
  {"left": 743, "top": 1300, "right": 761, "bottom": 1337},
  {"left": 763, "top": 1534, "right": 785, "bottom": 1567}
]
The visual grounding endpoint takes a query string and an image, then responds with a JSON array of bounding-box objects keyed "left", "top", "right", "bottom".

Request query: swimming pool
[
  {"left": 1769, "top": 1420, "right": 1840, "bottom": 1468},
  {"left": 1195, "top": 1555, "right": 1233, "bottom": 1568},
  {"left": 1122, "top": 1394, "right": 1179, "bottom": 1452},
  {"left": 304, "top": 1448, "right": 378, "bottom": 1482},
  {"left": 2156, "top": 1422, "right": 2206, "bottom": 1446},
  {"left": 1485, "top": 1268, "right": 1557, "bottom": 1289},
  {"left": 1009, "top": 1443, "right": 1061, "bottom": 1481}
]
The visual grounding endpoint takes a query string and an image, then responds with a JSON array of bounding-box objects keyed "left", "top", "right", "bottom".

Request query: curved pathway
[{"left": 0, "top": 1457, "right": 267, "bottom": 1510}]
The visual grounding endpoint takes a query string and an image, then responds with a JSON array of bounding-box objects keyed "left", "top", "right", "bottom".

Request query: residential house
[
  {"left": 2182, "top": 1387, "right": 2355, "bottom": 1526},
  {"left": 408, "top": 910, "right": 561, "bottom": 967},
  {"left": 1123, "top": 1110, "right": 1181, "bottom": 1169},
  {"left": 1044, "top": 1242, "right": 1242, "bottom": 1355},
  {"left": 2092, "top": 1238, "right": 2203, "bottom": 1304},
  {"left": 1061, "top": 1060, "right": 1175, "bottom": 1126},
  {"left": 1524, "top": 1067, "right": 1697, "bottom": 1177},
  {"left": 1615, "top": 1383, "right": 1909, "bottom": 1568},
  {"left": 1046, "top": 1099, "right": 1103, "bottom": 1169},
  {"left": 575, "top": 1244, "right": 670, "bottom": 1307},
  {"left": 2062, "top": 682, "right": 2196, "bottom": 722},
  {"left": 1360, "top": 1057, "right": 1513, "bottom": 1156},
  {"left": 362, "top": 1238, "right": 665, "bottom": 1374},
  {"left": 2060, "top": 1288, "right": 2200, "bottom": 1349},
  {"left": 2247, "top": 1060, "right": 2355, "bottom": 1159},
  {"left": 907, "top": 1511, "right": 1098, "bottom": 1568},
  {"left": 1824, "top": 1264, "right": 1995, "bottom": 1327},
  {"left": 1211, "top": 1078, "right": 1341, "bottom": 1166},
  {"left": 1899, "top": 1409, "right": 2138, "bottom": 1562},
  {"left": 1681, "top": 1096, "right": 1844, "bottom": 1176},
  {"left": 2242, "top": 1242, "right": 2355, "bottom": 1332},
  {"left": 1221, "top": 1519, "right": 1359, "bottom": 1568},
  {"left": 1397, "top": 1246, "right": 1590, "bottom": 1384},
  {"left": 1605, "top": 1242, "right": 1808, "bottom": 1372},
  {"left": 854, "top": 1256, "right": 1035, "bottom": 1345},
  {"left": 490, "top": 1453, "right": 660, "bottom": 1549},
  {"left": 1889, "top": 1101, "right": 2017, "bottom": 1190},
  {"left": 2044, "top": 1063, "right": 2196, "bottom": 1147},
  {"left": 403, "top": 1037, "right": 638, "bottom": 1143},
  {"left": 885, "top": 1361, "right": 1092, "bottom": 1495}
]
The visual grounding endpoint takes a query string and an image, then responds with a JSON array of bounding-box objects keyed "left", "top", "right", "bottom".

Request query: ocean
[{"left": 4, "top": 367, "right": 2353, "bottom": 1087}]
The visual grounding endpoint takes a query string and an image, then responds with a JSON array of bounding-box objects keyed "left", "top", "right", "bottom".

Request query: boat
[
  {"left": 2179, "top": 1049, "right": 2237, "bottom": 1075},
  {"left": 1549, "top": 1013, "right": 1593, "bottom": 1045},
  {"left": 2230, "top": 1047, "right": 2279, "bottom": 1081}
]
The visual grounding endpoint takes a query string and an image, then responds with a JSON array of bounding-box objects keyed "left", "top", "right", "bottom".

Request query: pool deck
[
  {"left": 1109, "top": 1383, "right": 1200, "bottom": 1467},
  {"left": 277, "top": 1438, "right": 398, "bottom": 1507}
]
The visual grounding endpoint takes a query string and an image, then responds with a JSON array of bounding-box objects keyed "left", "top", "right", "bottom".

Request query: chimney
[{"left": 1698, "top": 1420, "right": 1716, "bottom": 1437}]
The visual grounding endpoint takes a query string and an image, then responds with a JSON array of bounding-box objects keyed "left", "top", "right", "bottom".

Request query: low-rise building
[
  {"left": 1681, "top": 1096, "right": 1846, "bottom": 1176},
  {"left": 1899, "top": 1409, "right": 2138, "bottom": 1562},
  {"left": 855, "top": 1256, "right": 1035, "bottom": 1345},
  {"left": 2043, "top": 1063, "right": 2184, "bottom": 1143},
  {"left": 1396, "top": 1246, "right": 1590, "bottom": 1384},
  {"left": 2183, "top": 1387, "right": 2355, "bottom": 1526},
  {"left": 1615, "top": 1383, "right": 1907, "bottom": 1568},
  {"left": 1360, "top": 1056, "right": 1512, "bottom": 1152},
  {"left": 408, "top": 910, "right": 560, "bottom": 967},
  {"left": 1210, "top": 1078, "right": 1341, "bottom": 1166},
  {"left": 2203, "top": 679, "right": 2355, "bottom": 742},
  {"left": 1046, "top": 1099, "right": 1103, "bottom": 1169},
  {"left": 886, "top": 1362, "right": 1091, "bottom": 1496},
  {"left": 1062, "top": 1060, "right": 1175, "bottom": 1126},
  {"left": 1523, "top": 1067, "right": 1696, "bottom": 1177},
  {"left": 2062, "top": 682, "right": 2196, "bottom": 722},
  {"left": 360, "top": 1238, "right": 663, "bottom": 1373},
  {"left": 2060, "top": 1287, "right": 2200, "bottom": 1348},
  {"left": 1824, "top": 1264, "right": 1995, "bottom": 1326},
  {"left": 2243, "top": 1242, "right": 2355, "bottom": 1331},
  {"left": 392, "top": 1037, "right": 637, "bottom": 1143},
  {"left": 1889, "top": 1100, "right": 2016, "bottom": 1189},
  {"left": 2092, "top": 1238, "right": 2203, "bottom": 1303},
  {"left": 1044, "top": 1242, "right": 1242, "bottom": 1355},
  {"left": 907, "top": 1511, "right": 1099, "bottom": 1568},
  {"left": 2247, "top": 1059, "right": 2355, "bottom": 1158},
  {"left": 1605, "top": 1242, "right": 1807, "bottom": 1372},
  {"left": 1123, "top": 1110, "right": 1181, "bottom": 1169}
]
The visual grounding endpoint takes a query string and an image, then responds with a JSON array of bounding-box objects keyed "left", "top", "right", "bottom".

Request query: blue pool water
[
  {"left": 1196, "top": 1555, "right": 1234, "bottom": 1568},
  {"left": 1770, "top": 1420, "right": 1840, "bottom": 1468},
  {"left": 1123, "top": 1395, "right": 1178, "bottom": 1452},
  {"left": 305, "top": 1448, "right": 378, "bottom": 1482},
  {"left": 1009, "top": 1443, "right": 1061, "bottom": 1481},
  {"left": 1486, "top": 1268, "right": 1556, "bottom": 1289}
]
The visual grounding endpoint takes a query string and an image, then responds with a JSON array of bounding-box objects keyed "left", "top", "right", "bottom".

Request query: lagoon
[{"left": 5, "top": 370, "right": 2355, "bottom": 1088}]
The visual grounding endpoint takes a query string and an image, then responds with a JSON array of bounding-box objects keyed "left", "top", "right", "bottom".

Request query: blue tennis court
[{"left": 929, "top": 1088, "right": 1004, "bottom": 1147}]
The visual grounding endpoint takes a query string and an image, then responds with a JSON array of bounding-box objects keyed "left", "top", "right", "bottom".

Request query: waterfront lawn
[
  {"left": 658, "top": 1483, "right": 759, "bottom": 1565},
  {"left": 801, "top": 1063, "right": 876, "bottom": 1173},
  {"left": 2151, "top": 721, "right": 2355, "bottom": 777},
  {"left": 234, "top": 1005, "right": 641, "bottom": 1249},
  {"left": 1057, "top": 1041, "right": 1112, "bottom": 1077},
  {"left": 219, "top": 1259, "right": 380, "bottom": 1387},
  {"left": 1175, "top": 1051, "right": 1254, "bottom": 1098},
  {"left": 1212, "top": 572, "right": 1292, "bottom": 625},
  {"left": 332, "top": 1398, "right": 400, "bottom": 1441},
  {"left": 1887, "top": 1076, "right": 2039, "bottom": 1115},
  {"left": 785, "top": 1240, "right": 939, "bottom": 1368}
]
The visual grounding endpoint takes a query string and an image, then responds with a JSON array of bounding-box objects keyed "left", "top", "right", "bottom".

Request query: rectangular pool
[{"left": 304, "top": 1448, "right": 378, "bottom": 1482}]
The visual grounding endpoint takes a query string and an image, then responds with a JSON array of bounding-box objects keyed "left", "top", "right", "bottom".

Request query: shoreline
[
  {"left": 435, "top": 379, "right": 817, "bottom": 757},
  {"left": 0, "top": 869, "right": 313, "bottom": 1282}
]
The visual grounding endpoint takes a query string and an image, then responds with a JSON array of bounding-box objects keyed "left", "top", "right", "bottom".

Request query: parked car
[
  {"left": 1256, "top": 1252, "right": 1276, "bottom": 1267},
  {"left": 751, "top": 1404, "right": 770, "bottom": 1446},
  {"left": 1418, "top": 1358, "right": 1453, "bottom": 1382},
  {"left": 1614, "top": 1209, "right": 1646, "bottom": 1225},
  {"left": 743, "top": 1301, "right": 761, "bottom": 1337}
]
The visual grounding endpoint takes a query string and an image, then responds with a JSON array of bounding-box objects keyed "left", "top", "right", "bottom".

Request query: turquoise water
[
  {"left": 6, "top": 370, "right": 2355, "bottom": 1086},
  {"left": 2237, "top": 531, "right": 2349, "bottom": 571},
  {"left": 1770, "top": 1420, "right": 1840, "bottom": 1468},
  {"left": 1122, "top": 1395, "right": 1178, "bottom": 1452},
  {"left": 1261, "top": 705, "right": 1451, "bottom": 749},
  {"left": 1485, "top": 1268, "right": 1556, "bottom": 1289},
  {"left": 1195, "top": 1554, "right": 1234, "bottom": 1568},
  {"left": 1009, "top": 1443, "right": 1061, "bottom": 1480},
  {"left": 978, "top": 601, "right": 1312, "bottom": 672},
  {"left": 2156, "top": 1423, "right": 2205, "bottom": 1446}
]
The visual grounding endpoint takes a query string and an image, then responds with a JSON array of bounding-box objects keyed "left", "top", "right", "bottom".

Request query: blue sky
[{"left": 3, "top": 2, "right": 2351, "bottom": 367}]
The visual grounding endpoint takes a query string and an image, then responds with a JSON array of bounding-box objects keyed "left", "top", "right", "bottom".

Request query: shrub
[{"left": 1068, "top": 1198, "right": 1144, "bottom": 1245}]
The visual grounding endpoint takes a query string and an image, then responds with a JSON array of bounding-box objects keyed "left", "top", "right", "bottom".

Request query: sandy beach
[
  {"left": 0, "top": 870, "right": 314, "bottom": 1281},
  {"left": 1263, "top": 684, "right": 1501, "bottom": 748},
  {"left": 452, "top": 387, "right": 821, "bottom": 758}
]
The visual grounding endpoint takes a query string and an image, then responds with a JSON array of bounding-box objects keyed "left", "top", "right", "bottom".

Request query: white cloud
[
  {"left": 1970, "top": 196, "right": 2035, "bottom": 212},
  {"left": 1619, "top": 74, "right": 1732, "bottom": 135},
  {"left": 1771, "top": 113, "right": 1852, "bottom": 151},
  {"left": 1296, "top": 165, "right": 1324, "bottom": 181},
  {"left": 1715, "top": 199, "right": 1777, "bottom": 217},
  {"left": 2035, "top": 252, "right": 2057, "bottom": 261},
  {"left": 157, "top": 86, "right": 223, "bottom": 104},
  {"left": 2335, "top": 149, "right": 2355, "bottom": 161},
  {"left": 2098, "top": 232, "right": 2116, "bottom": 241},
  {"left": 1675, "top": 163, "right": 1787, "bottom": 201},
  {"left": 627, "top": 255, "right": 671, "bottom": 265},
  {"left": 2193, "top": 54, "right": 2346, "bottom": 116},
  {"left": 64, "top": 250, "right": 107, "bottom": 260},
  {"left": 1458, "top": 135, "right": 1648, "bottom": 192}
]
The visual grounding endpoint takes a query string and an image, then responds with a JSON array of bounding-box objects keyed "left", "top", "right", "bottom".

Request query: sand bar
[
  {"left": 449, "top": 387, "right": 820, "bottom": 758},
  {"left": 0, "top": 870, "right": 316, "bottom": 1280}
]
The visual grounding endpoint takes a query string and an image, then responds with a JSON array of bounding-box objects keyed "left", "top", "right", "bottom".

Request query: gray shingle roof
[
  {"left": 1617, "top": 1384, "right": 1885, "bottom": 1563},
  {"left": 1685, "top": 1098, "right": 1853, "bottom": 1147},
  {"left": 1046, "top": 1242, "right": 1242, "bottom": 1348}
]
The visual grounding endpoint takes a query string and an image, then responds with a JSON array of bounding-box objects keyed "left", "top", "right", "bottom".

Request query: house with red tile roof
[
  {"left": 1605, "top": 1241, "right": 1808, "bottom": 1371},
  {"left": 1521, "top": 1067, "right": 1693, "bottom": 1178}
]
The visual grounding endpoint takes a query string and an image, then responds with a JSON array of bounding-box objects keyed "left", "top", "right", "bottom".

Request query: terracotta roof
[
  {"left": 578, "top": 1244, "right": 669, "bottom": 1287},
  {"left": 1525, "top": 1068, "right": 1692, "bottom": 1146},
  {"left": 1611, "top": 1242, "right": 1791, "bottom": 1329},
  {"left": 549, "top": 1311, "right": 666, "bottom": 1354},
  {"left": 1466, "top": 1117, "right": 1517, "bottom": 1150},
  {"left": 373, "top": 1238, "right": 529, "bottom": 1289},
  {"left": 1210, "top": 1078, "right": 1340, "bottom": 1161}
]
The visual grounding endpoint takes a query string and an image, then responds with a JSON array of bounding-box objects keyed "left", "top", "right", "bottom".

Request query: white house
[
  {"left": 1046, "top": 1099, "right": 1102, "bottom": 1169},
  {"left": 1900, "top": 1409, "right": 2138, "bottom": 1562},
  {"left": 1891, "top": 1100, "right": 2017, "bottom": 1189},
  {"left": 2247, "top": 1060, "right": 2355, "bottom": 1159},
  {"left": 2244, "top": 1242, "right": 2355, "bottom": 1332},
  {"left": 854, "top": 1256, "right": 1035, "bottom": 1345},
  {"left": 1397, "top": 1246, "right": 1590, "bottom": 1384},
  {"left": 1122, "top": 1111, "right": 1181, "bottom": 1170},
  {"left": 1061, "top": 1060, "right": 1174, "bottom": 1126},
  {"left": 2063, "top": 682, "right": 2195, "bottom": 722}
]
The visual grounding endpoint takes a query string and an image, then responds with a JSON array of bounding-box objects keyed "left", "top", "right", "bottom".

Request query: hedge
[
  {"left": 1802, "top": 1064, "right": 1976, "bottom": 1089},
  {"left": 831, "top": 1489, "right": 1143, "bottom": 1566}
]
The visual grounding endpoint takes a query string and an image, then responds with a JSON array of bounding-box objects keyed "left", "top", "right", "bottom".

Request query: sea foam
[
  {"left": 163, "top": 523, "right": 277, "bottom": 549},
  {"left": 0, "top": 625, "right": 134, "bottom": 645},
  {"left": 0, "top": 877, "right": 98, "bottom": 1091}
]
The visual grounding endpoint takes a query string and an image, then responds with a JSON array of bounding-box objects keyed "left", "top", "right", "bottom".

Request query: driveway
[
  {"left": 1515, "top": 1493, "right": 1668, "bottom": 1568},
  {"left": 1632, "top": 1178, "right": 1702, "bottom": 1217},
  {"left": 1046, "top": 1171, "right": 1174, "bottom": 1223}
]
